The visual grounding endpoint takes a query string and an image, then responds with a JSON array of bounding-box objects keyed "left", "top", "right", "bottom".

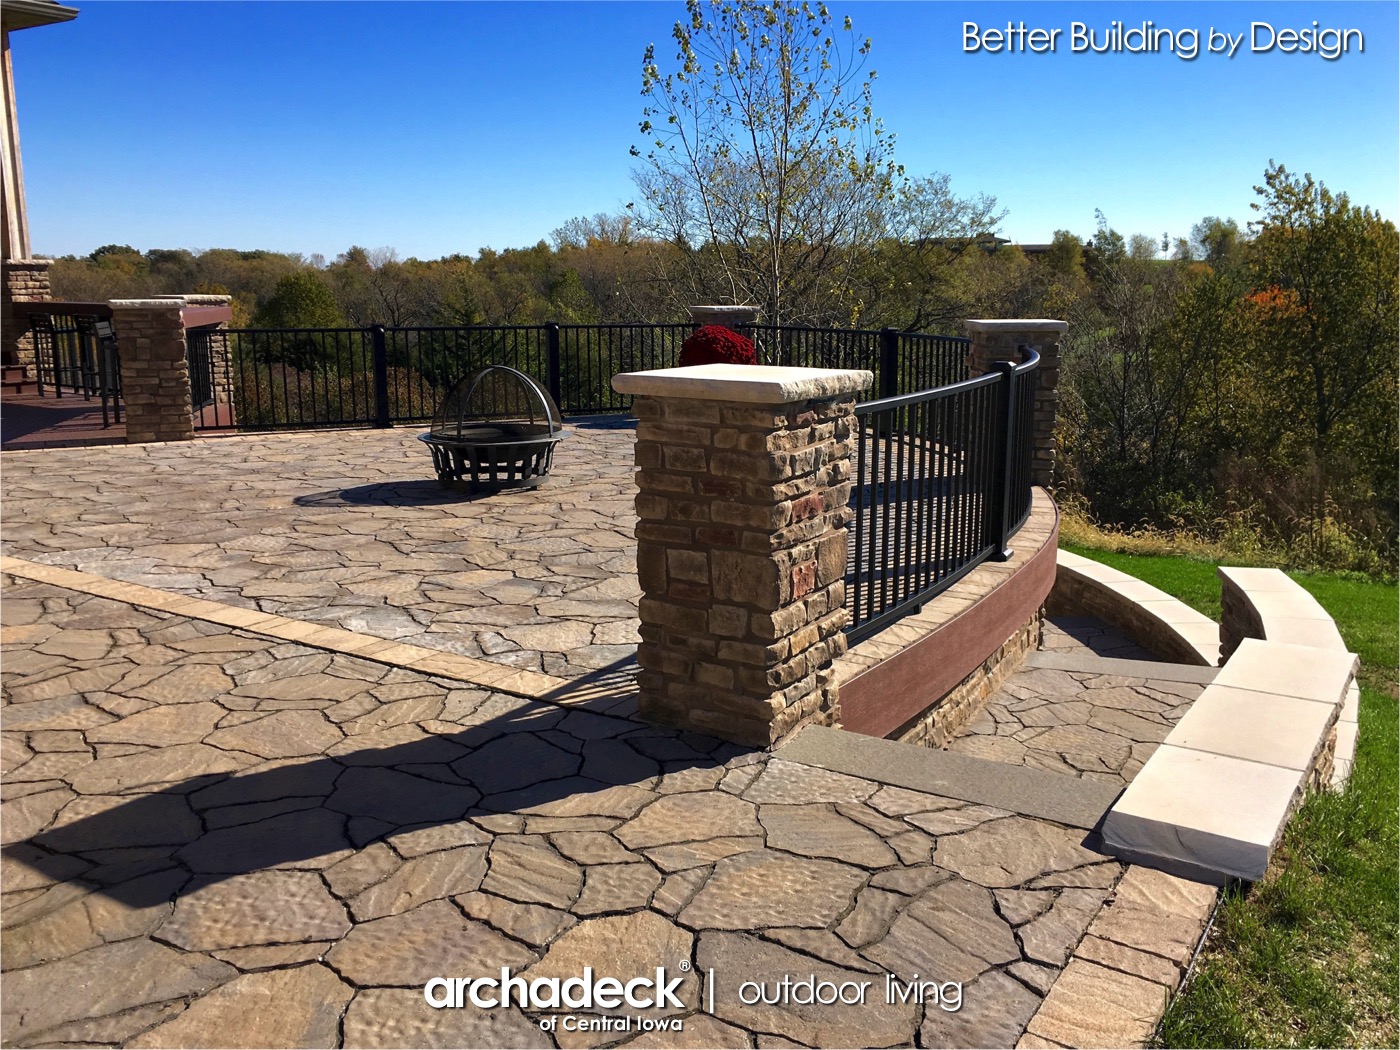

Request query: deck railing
[
  {"left": 846, "top": 348, "right": 1040, "bottom": 642},
  {"left": 188, "top": 322, "right": 970, "bottom": 431},
  {"left": 26, "top": 303, "right": 123, "bottom": 427}
]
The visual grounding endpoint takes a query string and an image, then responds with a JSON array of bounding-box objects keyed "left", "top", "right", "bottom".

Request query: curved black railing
[{"left": 846, "top": 348, "right": 1040, "bottom": 643}]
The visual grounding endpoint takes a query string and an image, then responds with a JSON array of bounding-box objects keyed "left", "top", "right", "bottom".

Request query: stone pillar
[
  {"left": 2, "top": 257, "right": 52, "bottom": 367},
  {"left": 109, "top": 299, "right": 195, "bottom": 443},
  {"left": 687, "top": 305, "right": 761, "bottom": 331},
  {"left": 964, "top": 319, "right": 1067, "bottom": 488},
  {"left": 612, "top": 364, "right": 872, "bottom": 748}
]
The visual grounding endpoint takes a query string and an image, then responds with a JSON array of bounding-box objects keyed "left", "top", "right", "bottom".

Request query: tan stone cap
[
  {"left": 612, "top": 364, "right": 872, "bottom": 404},
  {"left": 109, "top": 299, "right": 189, "bottom": 309},
  {"left": 964, "top": 319, "right": 1068, "bottom": 333},
  {"left": 151, "top": 294, "right": 234, "bottom": 306},
  {"left": 2, "top": 258, "right": 54, "bottom": 266}
]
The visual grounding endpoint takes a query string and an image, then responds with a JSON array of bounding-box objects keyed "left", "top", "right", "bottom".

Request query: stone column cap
[
  {"left": 149, "top": 294, "right": 234, "bottom": 306},
  {"left": 964, "top": 319, "right": 1068, "bottom": 333},
  {"left": 613, "top": 364, "right": 871, "bottom": 404},
  {"left": 689, "top": 304, "right": 761, "bottom": 322}
]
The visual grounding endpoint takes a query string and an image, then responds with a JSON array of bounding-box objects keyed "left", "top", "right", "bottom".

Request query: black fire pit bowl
[{"left": 420, "top": 364, "right": 565, "bottom": 492}]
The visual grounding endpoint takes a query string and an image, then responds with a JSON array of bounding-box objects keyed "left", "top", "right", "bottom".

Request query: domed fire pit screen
[{"left": 419, "top": 365, "right": 565, "bottom": 492}]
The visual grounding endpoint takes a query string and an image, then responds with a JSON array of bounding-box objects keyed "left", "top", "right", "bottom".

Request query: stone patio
[
  {"left": 1, "top": 425, "right": 1221, "bottom": 1048},
  {"left": 0, "top": 424, "right": 642, "bottom": 680}
]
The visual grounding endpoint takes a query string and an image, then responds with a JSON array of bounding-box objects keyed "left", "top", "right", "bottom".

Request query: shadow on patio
[{"left": 6, "top": 698, "right": 735, "bottom": 909}]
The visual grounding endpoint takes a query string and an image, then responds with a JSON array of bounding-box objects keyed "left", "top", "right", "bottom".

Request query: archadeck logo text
[{"left": 424, "top": 967, "right": 686, "bottom": 1011}]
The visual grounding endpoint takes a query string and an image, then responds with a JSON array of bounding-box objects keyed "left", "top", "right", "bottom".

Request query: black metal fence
[
  {"left": 189, "top": 321, "right": 968, "bottom": 432},
  {"left": 846, "top": 348, "right": 1040, "bottom": 642},
  {"left": 27, "top": 304, "right": 123, "bottom": 427},
  {"left": 739, "top": 325, "right": 967, "bottom": 397}
]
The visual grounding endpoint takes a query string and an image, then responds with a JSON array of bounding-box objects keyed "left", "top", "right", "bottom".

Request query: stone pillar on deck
[
  {"left": 2, "top": 257, "right": 51, "bottom": 367},
  {"left": 613, "top": 364, "right": 872, "bottom": 748},
  {"left": 109, "top": 298, "right": 195, "bottom": 444},
  {"left": 687, "top": 305, "right": 761, "bottom": 331},
  {"left": 964, "top": 319, "right": 1067, "bottom": 489}
]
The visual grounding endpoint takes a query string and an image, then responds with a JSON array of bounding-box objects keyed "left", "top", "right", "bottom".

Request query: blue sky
[{"left": 11, "top": 1, "right": 1398, "bottom": 260}]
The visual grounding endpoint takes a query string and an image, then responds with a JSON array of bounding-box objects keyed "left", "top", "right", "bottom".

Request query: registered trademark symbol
[{"left": 679, "top": 960, "right": 691, "bottom": 971}]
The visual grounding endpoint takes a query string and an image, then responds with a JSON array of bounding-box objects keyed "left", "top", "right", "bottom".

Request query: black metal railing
[
  {"left": 740, "top": 324, "right": 968, "bottom": 399},
  {"left": 846, "top": 348, "right": 1040, "bottom": 643},
  {"left": 555, "top": 323, "right": 691, "bottom": 413},
  {"left": 190, "top": 327, "right": 376, "bottom": 430},
  {"left": 186, "top": 325, "right": 218, "bottom": 411},
  {"left": 193, "top": 322, "right": 961, "bottom": 432},
  {"left": 27, "top": 304, "right": 123, "bottom": 427}
]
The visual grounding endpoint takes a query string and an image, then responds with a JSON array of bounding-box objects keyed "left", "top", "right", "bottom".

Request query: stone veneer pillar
[
  {"left": 2, "top": 257, "right": 52, "bottom": 367},
  {"left": 964, "top": 319, "right": 1067, "bottom": 488},
  {"left": 612, "top": 363, "right": 872, "bottom": 748},
  {"left": 109, "top": 299, "right": 195, "bottom": 443},
  {"left": 687, "top": 304, "right": 760, "bottom": 331}
]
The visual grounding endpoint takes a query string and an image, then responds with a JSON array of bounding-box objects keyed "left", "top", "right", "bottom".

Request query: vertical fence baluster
[
  {"left": 545, "top": 323, "right": 562, "bottom": 414},
  {"left": 986, "top": 360, "right": 1016, "bottom": 560}
]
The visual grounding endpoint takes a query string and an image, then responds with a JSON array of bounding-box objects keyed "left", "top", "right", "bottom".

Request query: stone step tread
[
  {"left": 1025, "top": 649, "right": 1218, "bottom": 684},
  {"left": 777, "top": 724, "right": 1122, "bottom": 831}
]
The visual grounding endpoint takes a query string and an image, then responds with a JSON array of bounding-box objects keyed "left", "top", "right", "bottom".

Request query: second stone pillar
[{"left": 613, "top": 364, "right": 872, "bottom": 748}]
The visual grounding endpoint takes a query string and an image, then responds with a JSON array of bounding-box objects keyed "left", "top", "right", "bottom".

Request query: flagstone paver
[
  {"left": 946, "top": 618, "right": 1209, "bottom": 786},
  {"left": 1, "top": 449, "right": 1216, "bottom": 1048}
]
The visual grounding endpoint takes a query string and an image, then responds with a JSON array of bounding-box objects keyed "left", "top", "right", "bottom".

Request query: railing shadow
[
  {"left": 4, "top": 696, "right": 741, "bottom": 909},
  {"left": 292, "top": 481, "right": 496, "bottom": 507}
]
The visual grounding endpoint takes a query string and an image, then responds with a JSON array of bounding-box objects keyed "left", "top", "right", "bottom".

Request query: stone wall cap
[
  {"left": 964, "top": 319, "right": 1068, "bottom": 333},
  {"left": 108, "top": 299, "right": 188, "bottom": 309},
  {"left": 2, "top": 258, "right": 54, "bottom": 266},
  {"left": 613, "top": 364, "right": 872, "bottom": 404},
  {"left": 689, "top": 304, "right": 760, "bottom": 316}
]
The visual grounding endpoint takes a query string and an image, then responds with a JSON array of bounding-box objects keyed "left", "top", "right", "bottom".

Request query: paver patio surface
[
  {"left": 1039, "top": 616, "right": 1157, "bottom": 662},
  {"left": 0, "top": 571, "right": 1209, "bottom": 1050},
  {"left": 0, "top": 424, "right": 641, "bottom": 681},
  {"left": 946, "top": 617, "right": 1211, "bottom": 787}
]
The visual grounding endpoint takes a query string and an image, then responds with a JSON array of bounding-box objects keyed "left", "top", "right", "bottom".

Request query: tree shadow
[{"left": 4, "top": 694, "right": 745, "bottom": 909}]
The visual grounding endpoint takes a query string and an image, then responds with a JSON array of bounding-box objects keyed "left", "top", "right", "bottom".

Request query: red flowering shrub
[{"left": 679, "top": 325, "right": 757, "bottom": 367}]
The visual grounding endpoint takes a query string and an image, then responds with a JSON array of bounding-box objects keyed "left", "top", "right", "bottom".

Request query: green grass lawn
[{"left": 1060, "top": 544, "right": 1398, "bottom": 1048}]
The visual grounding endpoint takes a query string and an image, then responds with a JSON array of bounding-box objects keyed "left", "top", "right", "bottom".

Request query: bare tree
[{"left": 632, "top": 0, "right": 899, "bottom": 325}]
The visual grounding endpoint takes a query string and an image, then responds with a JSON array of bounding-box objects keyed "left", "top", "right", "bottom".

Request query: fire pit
[{"left": 419, "top": 365, "right": 565, "bottom": 492}]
